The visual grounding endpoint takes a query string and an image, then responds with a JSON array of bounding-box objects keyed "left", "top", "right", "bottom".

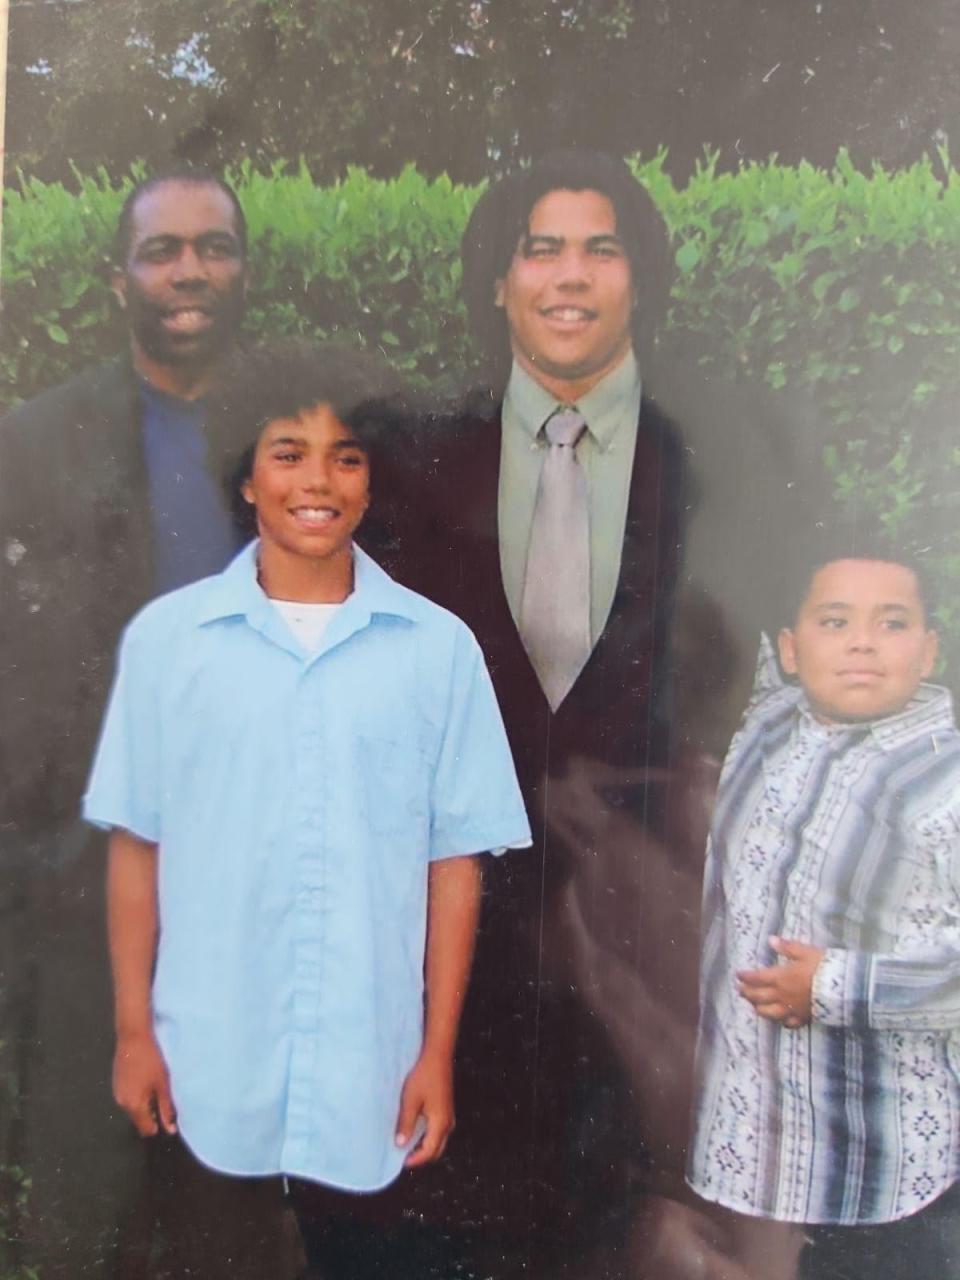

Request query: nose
[
  {"left": 845, "top": 624, "right": 877, "bottom": 652},
  {"left": 554, "top": 247, "right": 591, "bottom": 290},
  {"left": 301, "top": 457, "right": 332, "bottom": 492},
  {"left": 171, "top": 244, "right": 209, "bottom": 287}
]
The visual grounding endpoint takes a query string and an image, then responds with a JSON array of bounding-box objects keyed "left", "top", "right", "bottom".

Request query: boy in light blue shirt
[{"left": 83, "top": 341, "right": 531, "bottom": 1277}]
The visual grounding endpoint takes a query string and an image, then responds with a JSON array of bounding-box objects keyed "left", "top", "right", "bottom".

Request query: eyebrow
[
  {"left": 135, "top": 230, "right": 240, "bottom": 253},
  {"left": 812, "top": 601, "right": 912, "bottom": 613},
  {"left": 521, "top": 233, "right": 624, "bottom": 250},
  {"left": 264, "top": 434, "right": 364, "bottom": 449}
]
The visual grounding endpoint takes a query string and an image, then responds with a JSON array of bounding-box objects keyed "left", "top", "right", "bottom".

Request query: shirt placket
[{"left": 282, "top": 658, "right": 331, "bottom": 1170}]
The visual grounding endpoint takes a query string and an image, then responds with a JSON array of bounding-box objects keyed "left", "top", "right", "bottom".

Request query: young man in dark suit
[{"left": 390, "top": 150, "right": 811, "bottom": 1278}]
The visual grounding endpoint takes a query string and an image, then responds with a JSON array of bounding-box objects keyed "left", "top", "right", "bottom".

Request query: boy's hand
[
  {"left": 395, "top": 1048, "right": 454, "bottom": 1168},
  {"left": 737, "top": 937, "right": 825, "bottom": 1029},
  {"left": 113, "top": 1031, "right": 177, "bottom": 1137}
]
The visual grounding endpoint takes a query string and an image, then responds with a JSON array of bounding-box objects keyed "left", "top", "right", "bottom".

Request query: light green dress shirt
[{"left": 498, "top": 351, "right": 642, "bottom": 646}]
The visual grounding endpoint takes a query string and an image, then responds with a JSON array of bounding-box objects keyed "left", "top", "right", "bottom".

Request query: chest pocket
[
  {"left": 355, "top": 733, "right": 432, "bottom": 841},
  {"left": 795, "top": 800, "right": 923, "bottom": 949}
]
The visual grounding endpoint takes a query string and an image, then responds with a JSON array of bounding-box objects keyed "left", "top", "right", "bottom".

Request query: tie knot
[{"left": 545, "top": 409, "right": 586, "bottom": 449}]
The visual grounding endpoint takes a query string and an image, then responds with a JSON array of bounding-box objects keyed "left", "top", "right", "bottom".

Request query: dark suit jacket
[
  {"left": 383, "top": 392, "right": 695, "bottom": 1254},
  {"left": 0, "top": 359, "right": 246, "bottom": 844},
  {"left": 382, "top": 378, "right": 826, "bottom": 1263}
]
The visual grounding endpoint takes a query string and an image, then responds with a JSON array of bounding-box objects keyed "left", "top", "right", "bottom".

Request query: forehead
[
  {"left": 127, "top": 181, "right": 240, "bottom": 249},
  {"left": 802, "top": 559, "right": 923, "bottom": 610},
  {"left": 258, "top": 402, "right": 359, "bottom": 447},
  {"left": 524, "top": 187, "right": 620, "bottom": 240}
]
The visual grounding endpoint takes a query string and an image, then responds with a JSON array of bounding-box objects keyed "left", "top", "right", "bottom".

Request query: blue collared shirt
[{"left": 84, "top": 542, "right": 530, "bottom": 1190}]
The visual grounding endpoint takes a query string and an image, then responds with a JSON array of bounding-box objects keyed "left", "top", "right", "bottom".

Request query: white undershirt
[{"left": 271, "top": 599, "right": 342, "bottom": 652}]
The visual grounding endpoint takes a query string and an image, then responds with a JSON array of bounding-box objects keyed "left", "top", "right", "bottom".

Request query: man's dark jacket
[
  {"left": 0, "top": 359, "right": 246, "bottom": 844},
  {"left": 382, "top": 373, "right": 826, "bottom": 1270}
]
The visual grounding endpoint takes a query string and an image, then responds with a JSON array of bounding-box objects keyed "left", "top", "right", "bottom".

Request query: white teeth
[
  {"left": 293, "top": 507, "right": 337, "bottom": 525},
  {"left": 164, "top": 309, "right": 210, "bottom": 333},
  {"left": 546, "top": 308, "right": 591, "bottom": 321}
]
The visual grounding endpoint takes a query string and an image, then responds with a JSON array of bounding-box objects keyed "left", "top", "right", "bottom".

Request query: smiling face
[
  {"left": 494, "top": 188, "right": 635, "bottom": 402},
  {"left": 113, "top": 179, "right": 246, "bottom": 378},
  {"left": 778, "top": 559, "right": 937, "bottom": 724},
  {"left": 242, "top": 403, "right": 370, "bottom": 600}
]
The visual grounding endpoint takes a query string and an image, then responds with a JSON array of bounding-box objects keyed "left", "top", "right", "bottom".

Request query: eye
[
  {"left": 592, "top": 243, "right": 623, "bottom": 258},
  {"left": 138, "top": 244, "right": 176, "bottom": 264},
  {"left": 523, "top": 241, "right": 558, "bottom": 259},
  {"left": 201, "top": 238, "right": 240, "bottom": 260},
  {"left": 819, "top": 616, "right": 846, "bottom": 630},
  {"left": 273, "top": 450, "right": 301, "bottom": 464},
  {"left": 881, "top": 618, "right": 909, "bottom": 631},
  {"left": 337, "top": 452, "right": 367, "bottom": 469}
]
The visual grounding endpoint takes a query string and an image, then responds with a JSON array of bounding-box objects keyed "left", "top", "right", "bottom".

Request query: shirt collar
[
  {"left": 137, "top": 374, "right": 207, "bottom": 415},
  {"left": 196, "top": 540, "right": 420, "bottom": 629},
  {"left": 753, "top": 630, "right": 957, "bottom": 749},
  {"left": 502, "top": 350, "right": 641, "bottom": 449}
]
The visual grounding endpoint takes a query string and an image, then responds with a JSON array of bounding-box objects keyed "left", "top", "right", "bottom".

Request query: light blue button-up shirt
[{"left": 84, "top": 542, "right": 530, "bottom": 1190}]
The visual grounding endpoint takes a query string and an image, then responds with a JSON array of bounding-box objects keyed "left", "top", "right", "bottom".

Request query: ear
[
  {"left": 921, "top": 629, "right": 938, "bottom": 679},
  {"left": 241, "top": 478, "right": 255, "bottom": 507},
  {"left": 111, "top": 268, "right": 128, "bottom": 310},
  {"left": 777, "top": 627, "right": 799, "bottom": 676},
  {"left": 494, "top": 278, "right": 505, "bottom": 308}
]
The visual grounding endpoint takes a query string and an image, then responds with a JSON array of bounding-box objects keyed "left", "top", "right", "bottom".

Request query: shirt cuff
[
  {"left": 811, "top": 947, "right": 873, "bottom": 1029},
  {"left": 429, "top": 818, "right": 532, "bottom": 861}
]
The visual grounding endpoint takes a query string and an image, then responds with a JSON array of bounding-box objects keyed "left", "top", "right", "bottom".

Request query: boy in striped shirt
[{"left": 688, "top": 544, "right": 960, "bottom": 1279}]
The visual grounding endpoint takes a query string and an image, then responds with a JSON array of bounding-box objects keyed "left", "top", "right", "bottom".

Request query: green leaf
[
  {"left": 674, "top": 239, "right": 702, "bottom": 273},
  {"left": 46, "top": 323, "right": 69, "bottom": 345}
]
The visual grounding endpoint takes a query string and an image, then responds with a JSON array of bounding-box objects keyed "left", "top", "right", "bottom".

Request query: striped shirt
[{"left": 687, "top": 642, "right": 960, "bottom": 1224}]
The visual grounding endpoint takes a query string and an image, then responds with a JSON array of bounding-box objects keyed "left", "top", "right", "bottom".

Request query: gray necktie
[{"left": 519, "top": 409, "right": 591, "bottom": 711}]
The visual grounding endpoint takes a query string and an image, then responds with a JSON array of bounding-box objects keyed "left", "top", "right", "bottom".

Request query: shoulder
[
  {"left": 424, "top": 388, "right": 502, "bottom": 451},
  {"left": 723, "top": 682, "right": 798, "bottom": 762},
  {"left": 900, "top": 723, "right": 960, "bottom": 817},
  {"left": 121, "top": 575, "right": 220, "bottom": 655},
  {"left": 390, "top": 578, "right": 482, "bottom": 647},
  {"left": 1, "top": 359, "right": 134, "bottom": 450}
]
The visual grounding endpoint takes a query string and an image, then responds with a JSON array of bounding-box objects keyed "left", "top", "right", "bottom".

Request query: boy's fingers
[
  {"left": 739, "top": 981, "right": 778, "bottom": 1004},
  {"left": 754, "top": 1001, "right": 789, "bottom": 1022},
  {"left": 129, "top": 1095, "right": 160, "bottom": 1137},
  {"left": 156, "top": 1080, "right": 178, "bottom": 1135},
  {"left": 737, "top": 966, "right": 776, "bottom": 986},
  {"left": 394, "top": 1086, "right": 422, "bottom": 1148},
  {"left": 404, "top": 1113, "right": 450, "bottom": 1168}
]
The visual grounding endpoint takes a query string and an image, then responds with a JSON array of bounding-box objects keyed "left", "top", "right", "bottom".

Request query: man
[
  {"left": 0, "top": 170, "right": 254, "bottom": 1277},
  {"left": 2, "top": 169, "right": 247, "bottom": 834},
  {"left": 391, "top": 149, "right": 818, "bottom": 1278}
]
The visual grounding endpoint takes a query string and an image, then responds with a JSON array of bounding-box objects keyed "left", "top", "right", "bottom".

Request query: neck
[
  {"left": 513, "top": 341, "right": 633, "bottom": 405},
  {"left": 131, "top": 341, "right": 223, "bottom": 401},
  {"left": 256, "top": 542, "right": 355, "bottom": 604}
]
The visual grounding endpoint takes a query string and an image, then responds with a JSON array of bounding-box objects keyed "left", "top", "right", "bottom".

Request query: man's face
[
  {"left": 242, "top": 403, "right": 370, "bottom": 569},
  {"left": 494, "top": 188, "right": 635, "bottom": 395},
  {"left": 113, "top": 180, "right": 246, "bottom": 370},
  {"left": 778, "top": 559, "right": 937, "bottom": 724}
]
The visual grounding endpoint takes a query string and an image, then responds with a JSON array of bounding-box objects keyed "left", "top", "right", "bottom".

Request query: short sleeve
[
  {"left": 428, "top": 627, "right": 531, "bottom": 860},
  {"left": 82, "top": 623, "right": 162, "bottom": 842}
]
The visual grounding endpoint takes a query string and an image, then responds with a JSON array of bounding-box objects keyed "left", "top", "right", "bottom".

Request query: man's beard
[{"left": 126, "top": 285, "right": 245, "bottom": 371}]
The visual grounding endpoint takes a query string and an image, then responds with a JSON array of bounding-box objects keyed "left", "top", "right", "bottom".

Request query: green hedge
[{"left": 4, "top": 153, "right": 960, "bottom": 662}]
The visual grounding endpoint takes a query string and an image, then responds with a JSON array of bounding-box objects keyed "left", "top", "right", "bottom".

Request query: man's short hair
[
  {"left": 206, "top": 340, "right": 404, "bottom": 535},
  {"left": 779, "top": 522, "right": 938, "bottom": 627},
  {"left": 460, "top": 149, "right": 673, "bottom": 381},
  {"left": 114, "top": 168, "right": 248, "bottom": 264}
]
